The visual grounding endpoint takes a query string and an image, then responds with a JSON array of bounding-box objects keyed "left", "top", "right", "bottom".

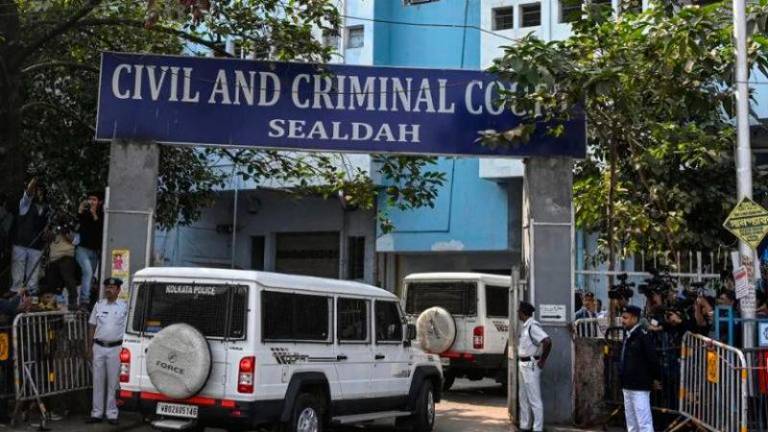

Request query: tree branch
[
  {"left": 20, "top": 101, "right": 95, "bottom": 133},
  {"left": 21, "top": 61, "right": 99, "bottom": 75},
  {"left": 75, "top": 18, "right": 232, "bottom": 58},
  {"left": 12, "top": 0, "right": 102, "bottom": 68}
]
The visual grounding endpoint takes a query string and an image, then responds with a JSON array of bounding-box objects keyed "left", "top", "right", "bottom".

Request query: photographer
[
  {"left": 46, "top": 218, "right": 80, "bottom": 310},
  {"left": 76, "top": 191, "right": 104, "bottom": 310},
  {"left": 608, "top": 274, "right": 635, "bottom": 323},
  {"left": 10, "top": 178, "right": 49, "bottom": 294}
]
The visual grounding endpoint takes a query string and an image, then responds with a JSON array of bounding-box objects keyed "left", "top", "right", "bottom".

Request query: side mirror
[{"left": 406, "top": 324, "right": 417, "bottom": 341}]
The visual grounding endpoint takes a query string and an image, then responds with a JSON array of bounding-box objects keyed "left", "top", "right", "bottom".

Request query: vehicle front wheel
[{"left": 396, "top": 381, "right": 436, "bottom": 432}]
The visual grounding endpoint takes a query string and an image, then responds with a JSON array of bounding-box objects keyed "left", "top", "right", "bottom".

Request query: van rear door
[
  {"left": 128, "top": 282, "right": 249, "bottom": 400},
  {"left": 404, "top": 281, "right": 478, "bottom": 354}
]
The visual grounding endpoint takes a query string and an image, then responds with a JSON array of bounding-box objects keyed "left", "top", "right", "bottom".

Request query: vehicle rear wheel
[
  {"left": 282, "top": 392, "right": 325, "bottom": 432},
  {"left": 396, "top": 381, "right": 435, "bottom": 432}
]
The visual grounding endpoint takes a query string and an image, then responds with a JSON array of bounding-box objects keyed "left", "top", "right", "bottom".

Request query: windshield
[
  {"left": 130, "top": 282, "right": 248, "bottom": 339},
  {"left": 405, "top": 282, "right": 477, "bottom": 316}
]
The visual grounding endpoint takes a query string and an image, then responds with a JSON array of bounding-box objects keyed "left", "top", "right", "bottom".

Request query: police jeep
[
  {"left": 403, "top": 273, "right": 511, "bottom": 391},
  {"left": 118, "top": 267, "right": 443, "bottom": 432}
]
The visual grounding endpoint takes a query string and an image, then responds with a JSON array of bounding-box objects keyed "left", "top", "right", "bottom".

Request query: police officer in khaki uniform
[
  {"left": 517, "top": 301, "right": 552, "bottom": 432},
  {"left": 86, "top": 278, "right": 128, "bottom": 425}
]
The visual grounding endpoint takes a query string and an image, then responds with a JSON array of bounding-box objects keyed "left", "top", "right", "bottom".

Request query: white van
[
  {"left": 118, "top": 267, "right": 443, "bottom": 432},
  {"left": 402, "top": 273, "right": 511, "bottom": 390}
]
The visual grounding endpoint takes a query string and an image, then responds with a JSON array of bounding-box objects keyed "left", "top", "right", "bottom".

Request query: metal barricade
[
  {"left": 574, "top": 317, "right": 609, "bottom": 338},
  {"left": 12, "top": 311, "right": 91, "bottom": 403},
  {"left": 742, "top": 347, "right": 768, "bottom": 431},
  {"left": 675, "top": 332, "right": 748, "bottom": 432}
]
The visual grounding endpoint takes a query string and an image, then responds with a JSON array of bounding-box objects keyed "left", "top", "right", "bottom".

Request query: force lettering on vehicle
[
  {"left": 164, "top": 285, "right": 218, "bottom": 296},
  {"left": 156, "top": 360, "right": 185, "bottom": 375}
]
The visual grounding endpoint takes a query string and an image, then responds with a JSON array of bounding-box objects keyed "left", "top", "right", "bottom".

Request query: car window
[
  {"left": 485, "top": 285, "right": 510, "bottom": 318},
  {"left": 130, "top": 283, "right": 247, "bottom": 339},
  {"left": 405, "top": 282, "right": 478, "bottom": 316},
  {"left": 262, "top": 291, "right": 331, "bottom": 342},
  {"left": 375, "top": 301, "right": 403, "bottom": 342},
  {"left": 338, "top": 298, "right": 369, "bottom": 343}
]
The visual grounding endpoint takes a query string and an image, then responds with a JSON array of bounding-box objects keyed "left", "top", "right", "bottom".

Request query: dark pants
[{"left": 46, "top": 257, "right": 79, "bottom": 307}]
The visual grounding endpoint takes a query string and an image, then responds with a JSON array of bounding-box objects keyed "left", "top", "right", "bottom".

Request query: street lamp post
[{"left": 733, "top": 0, "right": 756, "bottom": 348}]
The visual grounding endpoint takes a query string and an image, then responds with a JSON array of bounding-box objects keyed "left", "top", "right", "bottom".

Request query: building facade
[{"left": 156, "top": 0, "right": 526, "bottom": 294}]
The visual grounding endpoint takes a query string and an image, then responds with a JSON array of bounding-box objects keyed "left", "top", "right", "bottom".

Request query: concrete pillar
[
  {"left": 103, "top": 140, "right": 159, "bottom": 299},
  {"left": 522, "top": 157, "right": 574, "bottom": 424}
]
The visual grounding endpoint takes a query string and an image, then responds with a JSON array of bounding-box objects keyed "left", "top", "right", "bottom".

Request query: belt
[
  {"left": 94, "top": 339, "right": 123, "bottom": 348},
  {"left": 518, "top": 356, "right": 540, "bottom": 362}
]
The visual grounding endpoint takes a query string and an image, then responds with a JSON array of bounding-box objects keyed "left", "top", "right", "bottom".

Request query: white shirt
[
  {"left": 89, "top": 299, "right": 128, "bottom": 342},
  {"left": 518, "top": 317, "right": 549, "bottom": 357}
]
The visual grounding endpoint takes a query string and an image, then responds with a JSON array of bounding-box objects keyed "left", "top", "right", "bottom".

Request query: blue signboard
[{"left": 96, "top": 52, "right": 585, "bottom": 158}]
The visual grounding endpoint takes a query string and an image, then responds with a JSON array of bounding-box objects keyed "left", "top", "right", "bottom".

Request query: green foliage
[
  {"left": 1, "top": 0, "right": 444, "bottom": 231},
  {"left": 487, "top": 0, "right": 768, "bottom": 259}
]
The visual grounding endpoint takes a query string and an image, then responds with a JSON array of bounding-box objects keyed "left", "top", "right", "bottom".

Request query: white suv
[
  {"left": 403, "top": 273, "right": 511, "bottom": 391},
  {"left": 118, "top": 267, "right": 443, "bottom": 432}
]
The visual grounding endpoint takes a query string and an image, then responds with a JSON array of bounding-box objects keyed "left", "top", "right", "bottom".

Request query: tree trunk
[{"left": 0, "top": 0, "right": 26, "bottom": 201}]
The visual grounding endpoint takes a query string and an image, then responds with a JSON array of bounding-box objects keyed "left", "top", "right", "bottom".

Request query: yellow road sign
[{"left": 723, "top": 197, "right": 768, "bottom": 249}]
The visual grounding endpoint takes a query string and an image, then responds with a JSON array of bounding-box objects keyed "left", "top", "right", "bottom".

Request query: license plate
[
  {"left": 440, "top": 357, "right": 450, "bottom": 367},
  {"left": 156, "top": 402, "right": 198, "bottom": 419}
]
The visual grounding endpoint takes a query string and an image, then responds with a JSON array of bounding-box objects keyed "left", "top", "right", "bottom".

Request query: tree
[
  {"left": 0, "top": 0, "right": 444, "bottom": 230},
  {"left": 486, "top": 0, "right": 768, "bottom": 268}
]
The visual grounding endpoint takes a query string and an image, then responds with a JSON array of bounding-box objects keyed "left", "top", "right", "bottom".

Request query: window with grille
[
  {"left": 130, "top": 283, "right": 248, "bottom": 339},
  {"left": 338, "top": 298, "right": 369, "bottom": 342},
  {"left": 375, "top": 301, "right": 403, "bottom": 342},
  {"left": 590, "top": 0, "right": 612, "bottom": 14},
  {"left": 322, "top": 30, "right": 340, "bottom": 49},
  {"left": 521, "top": 3, "right": 542, "bottom": 27},
  {"left": 560, "top": 0, "right": 582, "bottom": 22},
  {"left": 262, "top": 291, "right": 332, "bottom": 342},
  {"left": 405, "top": 282, "right": 478, "bottom": 316},
  {"left": 347, "top": 26, "right": 364, "bottom": 49},
  {"left": 347, "top": 236, "right": 366, "bottom": 280},
  {"left": 493, "top": 7, "right": 515, "bottom": 30},
  {"left": 486, "top": 285, "right": 510, "bottom": 318}
]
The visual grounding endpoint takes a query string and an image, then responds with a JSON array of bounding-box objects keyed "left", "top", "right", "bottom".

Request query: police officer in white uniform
[
  {"left": 86, "top": 277, "right": 128, "bottom": 425},
  {"left": 517, "top": 301, "right": 552, "bottom": 432}
]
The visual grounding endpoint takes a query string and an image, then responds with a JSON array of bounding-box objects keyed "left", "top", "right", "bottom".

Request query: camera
[
  {"left": 52, "top": 216, "right": 76, "bottom": 235},
  {"left": 638, "top": 268, "right": 674, "bottom": 297},
  {"left": 608, "top": 273, "right": 635, "bottom": 300},
  {"left": 82, "top": 200, "right": 91, "bottom": 212}
]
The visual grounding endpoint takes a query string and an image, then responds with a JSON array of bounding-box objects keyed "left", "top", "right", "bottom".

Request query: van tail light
[
  {"left": 119, "top": 348, "right": 131, "bottom": 383},
  {"left": 238, "top": 356, "right": 255, "bottom": 393},
  {"left": 473, "top": 326, "right": 484, "bottom": 350}
]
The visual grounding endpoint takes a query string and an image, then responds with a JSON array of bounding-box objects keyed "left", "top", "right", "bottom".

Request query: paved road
[{"left": 0, "top": 379, "right": 611, "bottom": 432}]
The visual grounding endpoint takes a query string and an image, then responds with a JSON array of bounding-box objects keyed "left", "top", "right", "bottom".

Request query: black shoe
[
  {"left": 107, "top": 419, "right": 119, "bottom": 426},
  {"left": 85, "top": 417, "right": 103, "bottom": 424}
]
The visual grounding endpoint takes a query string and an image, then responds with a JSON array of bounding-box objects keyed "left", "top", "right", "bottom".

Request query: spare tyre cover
[
  {"left": 146, "top": 323, "right": 212, "bottom": 399},
  {"left": 416, "top": 306, "right": 456, "bottom": 354}
]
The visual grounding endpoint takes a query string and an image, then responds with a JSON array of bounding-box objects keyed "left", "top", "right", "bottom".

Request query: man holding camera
[
  {"left": 76, "top": 192, "right": 104, "bottom": 310},
  {"left": 10, "top": 178, "right": 49, "bottom": 294}
]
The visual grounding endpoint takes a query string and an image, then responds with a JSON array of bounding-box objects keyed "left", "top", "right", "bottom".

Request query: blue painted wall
[
  {"left": 373, "top": 0, "right": 481, "bottom": 69},
  {"left": 373, "top": 0, "right": 511, "bottom": 252}
]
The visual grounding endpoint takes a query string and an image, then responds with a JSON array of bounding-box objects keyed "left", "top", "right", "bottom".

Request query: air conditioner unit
[{"left": 406, "top": 0, "right": 433, "bottom": 5}]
